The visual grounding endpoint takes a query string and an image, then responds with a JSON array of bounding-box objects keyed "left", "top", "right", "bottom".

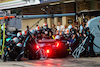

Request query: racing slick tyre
[
  {"left": 9, "top": 51, "right": 18, "bottom": 61},
  {"left": 57, "top": 45, "right": 68, "bottom": 58},
  {"left": 28, "top": 49, "right": 40, "bottom": 60},
  {"left": 26, "top": 45, "right": 38, "bottom": 60},
  {"left": 28, "top": 50, "right": 35, "bottom": 60},
  {"left": 57, "top": 50, "right": 67, "bottom": 58}
]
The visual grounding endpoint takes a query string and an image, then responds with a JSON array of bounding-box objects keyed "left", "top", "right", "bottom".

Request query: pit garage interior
[{"left": 1, "top": 0, "right": 100, "bottom": 31}]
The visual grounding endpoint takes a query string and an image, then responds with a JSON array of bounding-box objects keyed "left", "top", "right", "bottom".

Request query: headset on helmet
[
  {"left": 55, "top": 35, "right": 61, "bottom": 40},
  {"left": 17, "top": 32, "right": 22, "bottom": 37},
  {"left": 13, "top": 37, "right": 19, "bottom": 43},
  {"left": 16, "top": 43, "right": 22, "bottom": 48},
  {"left": 22, "top": 30, "right": 27, "bottom": 36}
]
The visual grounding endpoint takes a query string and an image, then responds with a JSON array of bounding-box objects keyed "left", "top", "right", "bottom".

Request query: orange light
[
  {"left": 9, "top": 16, "right": 15, "bottom": 19},
  {"left": 0, "top": 17, "right": 3, "bottom": 20},
  {"left": 46, "top": 49, "right": 50, "bottom": 53},
  {"left": 10, "top": 16, "right": 15, "bottom": 18},
  {"left": 4, "top": 16, "right": 8, "bottom": 19},
  {"left": 36, "top": 45, "right": 39, "bottom": 49}
]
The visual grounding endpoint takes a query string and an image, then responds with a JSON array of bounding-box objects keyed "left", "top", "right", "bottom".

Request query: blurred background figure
[
  {"left": 41, "top": 26, "right": 43, "bottom": 30},
  {"left": 63, "top": 25, "right": 67, "bottom": 32},
  {"left": 34, "top": 25, "right": 38, "bottom": 31},
  {"left": 26, "top": 25, "right": 29, "bottom": 31},
  {"left": 57, "top": 22, "right": 64, "bottom": 31},
  {"left": 51, "top": 24, "right": 57, "bottom": 36}
]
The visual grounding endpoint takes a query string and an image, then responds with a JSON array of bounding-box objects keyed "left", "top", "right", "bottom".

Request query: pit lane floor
[{"left": 0, "top": 57, "right": 100, "bottom": 67}]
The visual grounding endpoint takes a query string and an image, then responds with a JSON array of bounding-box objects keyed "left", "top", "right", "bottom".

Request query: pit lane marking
[{"left": 24, "top": 62, "right": 41, "bottom": 66}]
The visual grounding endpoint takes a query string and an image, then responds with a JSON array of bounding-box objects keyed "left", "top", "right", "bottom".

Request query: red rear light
[
  {"left": 46, "top": 49, "right": 50, "bottom": 53},
  {"left": 36, "top": 45, "right": 39, "bottom": 49},
  {"left": 56, "top": 42, "right": 60, "bottom": 47}
]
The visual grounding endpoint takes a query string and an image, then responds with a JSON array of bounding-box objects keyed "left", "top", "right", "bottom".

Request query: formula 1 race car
[{"left": 36, "top": 38, "right": 68, "bottom": 58}]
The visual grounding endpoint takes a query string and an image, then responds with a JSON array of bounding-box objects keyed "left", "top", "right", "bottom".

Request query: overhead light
[
  {"left": 49, "top": 2, "right": 60, "bottom": 5},
  {"left": 63, "top": 0, "right": 75, "bottom": 3}
]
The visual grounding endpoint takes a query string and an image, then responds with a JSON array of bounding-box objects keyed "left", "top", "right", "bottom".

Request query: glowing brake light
[
  {"left": 56, "top": 42, "right": 60, "bottom": 47},
  {"left": 36, "top": 45, "right": 39, "bottom": 49},
  {"left": 46, "top": 49, "right": 50, "bottom": 53}
]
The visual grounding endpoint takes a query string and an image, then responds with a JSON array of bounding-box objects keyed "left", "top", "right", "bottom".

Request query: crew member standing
[
  {"left": 85, "top": 27, "right": 95, "bottom": 57},
  {"left": 57, "top": 22, "right": 64, "bottom": 31},
  {"left": 42, "top": 23, "right": 53, "bottom": 39},
  {"left": 51, "top": 24, "right": 57, "bottom": 36}
]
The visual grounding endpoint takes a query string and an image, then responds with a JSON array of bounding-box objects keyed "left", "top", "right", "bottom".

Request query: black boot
[
  {"left": 3, "top": 55, "right": 7, "bottom": 62},
  {"left": 84, "top": 51, "right": 89, "bottom": 57},
  {"left": 16, "top": 54, "right": 23, "bottom": 61}
]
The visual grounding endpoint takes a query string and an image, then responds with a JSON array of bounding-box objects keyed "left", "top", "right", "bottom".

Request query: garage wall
[
  {"left": 21, "top": 18, "right": 46, "bottom": 30},
  {"left": 77, "top": 1, "right": 90, "bottom": 11},
  {"left": 66, "top": 16, "right": 75, "bottom": 27},
  {"left": 62, "top": 16, "right": 75, "bottom": 27}
]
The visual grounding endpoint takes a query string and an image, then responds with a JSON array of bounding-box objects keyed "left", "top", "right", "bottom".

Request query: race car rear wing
[{"left": 38, "top": 39, "right": 56, "bottom": 43}]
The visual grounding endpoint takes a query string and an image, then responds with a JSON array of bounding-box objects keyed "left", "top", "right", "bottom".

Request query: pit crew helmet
[
  {"left": 17, "top": 32, "right": 22, "bottom": 37},
  {"left": 43, "top": 22, "right": 48, "bottom": 29},
  {"left": 65, "top": 29, "right": 69, "bottom": 34},
  {"left": 30, "top": 29, "right": 35, "bottom": 34},
  {"left": 13, "top": 37, "right": 19, "bottom": 43},
  {"left": 55, "top": 35, "right": 61, "bottom": 40},
  {"left": 16, "top": 43, "right": 22, "bottom": 48},
  {"left": 68, "top": 25, "right": 74, "bottom": 30},
  {"left": 36, "top": 26, "right": 41, "bottom": 31},
  {"left": 1, "top": 25, "right": 6, "bottom": 30},
  {"left": 22, "top": 30, "right": 27, "bottom": 36}
]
